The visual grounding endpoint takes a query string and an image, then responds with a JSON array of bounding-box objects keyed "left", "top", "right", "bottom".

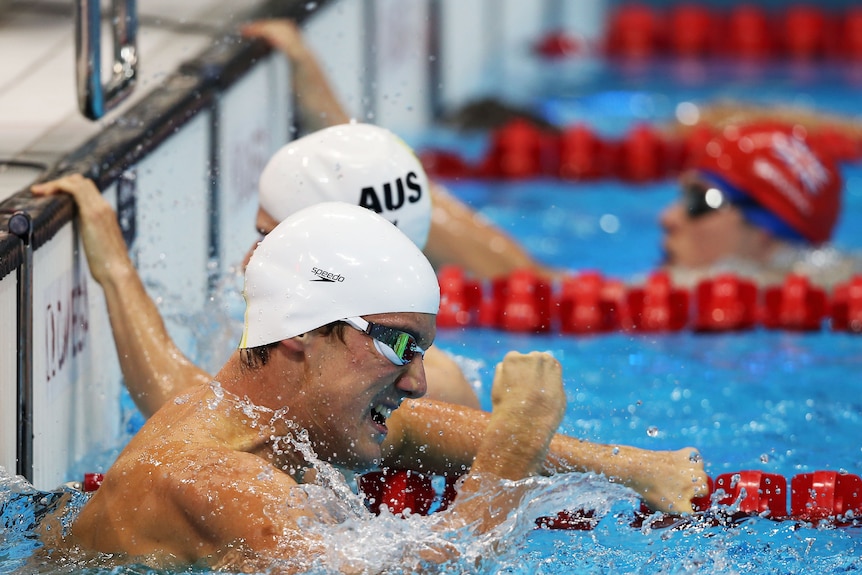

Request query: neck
[{"left": 213, "top": 351, "right": 314, "bottom": 482}]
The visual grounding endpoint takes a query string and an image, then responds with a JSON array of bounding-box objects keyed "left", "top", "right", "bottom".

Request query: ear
[{"left": 279, "top": 334, "right": 308, "bottom": 354}]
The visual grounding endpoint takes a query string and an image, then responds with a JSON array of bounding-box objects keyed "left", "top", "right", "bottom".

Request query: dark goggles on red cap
[
  {"left": 682, "top": 177, "right": 806, "bottom": 242},
  {"left": 682, "top": 181, "right": 754, "bottom": 219}
]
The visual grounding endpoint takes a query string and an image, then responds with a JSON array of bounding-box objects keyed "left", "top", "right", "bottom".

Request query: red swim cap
[{"left": 691, "top": 121, "right": 842, "bottom": 244}]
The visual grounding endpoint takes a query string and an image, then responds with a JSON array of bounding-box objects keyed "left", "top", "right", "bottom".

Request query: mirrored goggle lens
[{"left": 367, "top": 323, "right": 424, "bottom": 366}]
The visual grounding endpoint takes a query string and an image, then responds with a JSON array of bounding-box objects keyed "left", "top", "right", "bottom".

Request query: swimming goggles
[
  {"left": 682, "top": 181, "right": 751, "bottom": 219},
  {"left": 342, "top": 317, "right": 426, "bottom": 366}
]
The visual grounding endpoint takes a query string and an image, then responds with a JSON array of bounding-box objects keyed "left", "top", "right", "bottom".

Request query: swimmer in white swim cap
[
  {"left": 240, "top": 201, "right": 439, "bottom": 352},
  {"left": 249, "top": 123, "right": 480, "bottom": 408},
  {"left": 257, "top": 122, "right": 431, "bottom": 250},
  {"left": 63, "top": 200, "right": 573, "bottom": 573}
]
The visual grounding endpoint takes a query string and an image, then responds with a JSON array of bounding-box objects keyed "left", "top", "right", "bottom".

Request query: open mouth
[
  {"left": 371, "top": 404, "right": 393, "bottom": 429},
  {"left": 371, "top": 405, "right": 392, "bottom": 427}
]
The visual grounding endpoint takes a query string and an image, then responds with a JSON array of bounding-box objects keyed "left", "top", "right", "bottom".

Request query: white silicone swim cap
[
  {"left": 240, "top": 201, "right": 440, "bottom": 348},
  {"left": 258, "top": 123, "right": 431, "bottom": 249}
]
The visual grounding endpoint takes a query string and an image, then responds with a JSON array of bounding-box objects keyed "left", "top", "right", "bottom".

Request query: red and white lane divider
[
  {"left": 419, "top": 119, "right": 862, "bottom": 184},
  {"left": 437, "top": 267, "right": 862, "bottom": 334},
  {"left": 79, "top": 468, "right": 862, "bottom": 529}
]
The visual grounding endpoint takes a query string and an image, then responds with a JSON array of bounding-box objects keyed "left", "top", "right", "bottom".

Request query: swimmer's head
[
  {"left": 687, "top": 121, "right": 842, "bottom": 245},
  {"left": 258, "top": 123, "right": 431, "bottom": 249},
  {"left": 239, "top": 201, "right": 439, "bottom": 348}
]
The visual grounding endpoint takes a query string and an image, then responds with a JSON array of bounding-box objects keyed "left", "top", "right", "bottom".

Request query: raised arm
[
  {"left": 437, "top": 351, "right": 565, "bottom": 533},
  {"left": 424, "top": 183, "right": 562, "bottom": 281},
  {"left": 241, "top": 18, "right": 560, "bottom": 282},
  {"left": 31, "top": 175, "right": 211, "bottom": 417},
  {"left": 384, "top": 395, "right": 708, "bottom": 514},
  {"left": 240, "top": 19, "right": 351, "bottom": 132}
]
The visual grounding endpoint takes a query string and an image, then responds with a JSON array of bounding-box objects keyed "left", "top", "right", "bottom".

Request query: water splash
[{"left": 260, "top": 473, "right": 639, "bottom": 574}]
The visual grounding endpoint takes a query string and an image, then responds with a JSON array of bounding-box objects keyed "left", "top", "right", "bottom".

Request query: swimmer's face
[
  {"left": 660, "top": 174, "right": 762, "bottom": 270},
  {"left": 287, "top": 311, "right": 434, "bottom": 471}
]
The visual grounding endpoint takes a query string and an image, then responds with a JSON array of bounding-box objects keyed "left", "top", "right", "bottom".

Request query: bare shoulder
[{"left": 71, "top": 442, "right": 312, "bottom": 562}]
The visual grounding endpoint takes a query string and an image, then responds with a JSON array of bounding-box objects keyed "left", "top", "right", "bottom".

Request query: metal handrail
[{"left": 75, "top": 0, "right": 139, "bottom": 120}]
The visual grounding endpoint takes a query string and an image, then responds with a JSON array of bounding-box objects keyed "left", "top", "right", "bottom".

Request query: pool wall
[
  {"left": 0, "top": 0, "right": 605, "bottom": 490},
  {"left": 0, "top": 1, "right": 293, "bottom": 489}
]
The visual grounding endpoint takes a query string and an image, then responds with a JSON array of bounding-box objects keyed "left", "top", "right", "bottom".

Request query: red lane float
[
  {"left": 843, "top": 8, "right": 862, "bottom": 60},
  {"left": 437, "top": 266, "right": 483, "bottom": 328},
  {"left": 83, "top": 472, "right": 104, "bottom": 492},
  {"left": 358, "top": 468, "right": 437, "bottom": 516},
  {"left": 604, "top": 2, "right": 663, "bottom": 59},
  {"left": 616, "top": 124, "right": 668, "bottom": 183},
  {"left": 418, "top": 149, "right": 472, "bottom": 180},
  {"left": 712, "top": 471, "right": 787, "bottom": 518},
  {"left": 535, "top": 509, "right": 599, "bottom": 531},
  {"left": 539, "top": 3, "right": 862, "bottom": 62},
  {"left": 480, "top": 120, "right": 548, "bottom": 180},
  {"left": 791, "top": 471, "right": 862, "bottom": 524},
  {"left": 77, "top": 467, "right": 862, "bottom": 529},
  {"left": 420, "top": 125, "right": 862, "bottom": 184},
  {"left": 624, "top": 271, "right": 689, "bottom": 332},
  {"left": 762, "top": 274, "right": 827, "bottom": 331},
  {"left": 783, "top": 5, "right": 829, "bottom": 60},
  {"left": 667, "top": 4, "right": 715, "bottom": 58},
  {"left": 829, "top": 275, "right": 862, "bottom": 333},
  {"left": 726, "top": 4, "right": 774, "bottom": 59},
  {"left": 557, "top": 124, "right": 610, "bottom": 181},
  {"left": 438, "top": 268, "right": 862, "bottom": 334},
  {"left": 558, "top": 271, "right": 625, "bottom": 334},
  {"left": 484, "top": 269, "right": 554, "bottom": 333},
  {"left": 533, "top": 30, "right": 585, "bottom": 59}
]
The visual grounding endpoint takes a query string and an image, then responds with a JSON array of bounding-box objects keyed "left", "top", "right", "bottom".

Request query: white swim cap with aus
[
  {"left": 258, "top": 123, "right": 431, "bottom": 249},
  {"left": 240, "top": 201, "right": 440, "bottom": 348}
]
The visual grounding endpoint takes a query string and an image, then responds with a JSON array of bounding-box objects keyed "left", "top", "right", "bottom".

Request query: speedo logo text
[{"left": 311, "top": 267, "right": 345, "bottom": 282}]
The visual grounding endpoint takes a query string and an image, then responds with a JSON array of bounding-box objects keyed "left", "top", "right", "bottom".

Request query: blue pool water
[
  {"left": 425, "top": 173, "right": 862, "bottom": 572},
  {"left": 5, "top": 175, "right": 859, "bottom": 574},
  {"left": 4, "top": 59, "right": 862, "bottom": 573}
]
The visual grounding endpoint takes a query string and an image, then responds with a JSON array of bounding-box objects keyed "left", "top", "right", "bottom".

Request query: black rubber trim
[{"left": 0, "top": 231, "right": 21, "bottom": 279}]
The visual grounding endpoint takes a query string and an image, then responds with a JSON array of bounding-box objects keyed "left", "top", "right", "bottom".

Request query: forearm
[
  {"left": 382, "top": 399, "right": 480, "bottom": 476},
  {"left": 545, "top": 434, "right": 653, "bottom": 480},
  {"left": 424, "top": 183, "right": 559, "bottom": 281},
  {"left": 543, "top": 435, "right": 705, "bottom": 513},
  {"left": 385, "top": 399, "right": 561, "bottom": 477},
  {"left": 30, "top": 174, "right": 211, "bottom": 419},
  {"left": 421, "top": 404, "right": 548, "bottom": 535},
  {"left": 384, "top": 399, "right": 705, "bottom": 513},
  {"left": 99, "top": 261, "right": 211, "bottom": 417},
  {"left": 442, "top": 352, "right": 564, "bottom": 533},
  {"left": 240, "top": 20, "right": 350, "bottom": 132},
  {"left": 285, "top": 41, "right": 350, "bottom": 131}
]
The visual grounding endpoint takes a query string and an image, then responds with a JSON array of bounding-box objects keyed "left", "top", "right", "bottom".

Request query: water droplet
[
  {"left": 760, "top": 453, "right": 770, "bottom": 463},
  {"left": 647, "top": 426, "right": 659, "bottom": 437}
]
